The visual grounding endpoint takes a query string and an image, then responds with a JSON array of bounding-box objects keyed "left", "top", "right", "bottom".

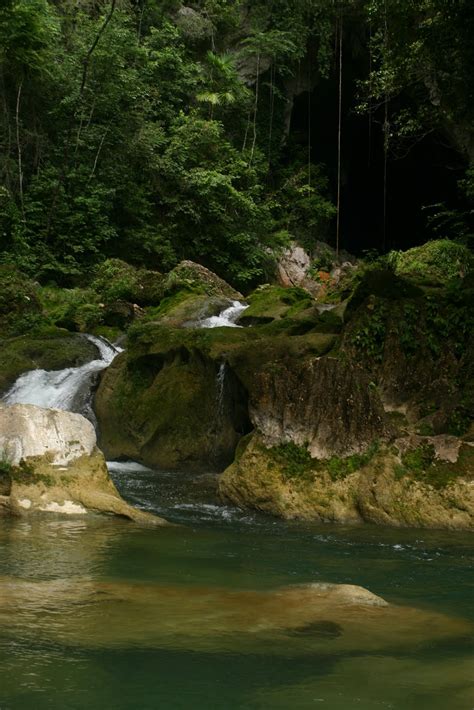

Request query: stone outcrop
[
  {"left": 219, "top": 433, "right": 474, "bottom": 529},
  {"left": 249, "top": 357, "right": 387, "bottom": 459},
  {"left": 94, "top": 324, "right": 338, "bottom": 472},
  {"left": 0, "top": 404, "right": 169, "bottom": 526}
]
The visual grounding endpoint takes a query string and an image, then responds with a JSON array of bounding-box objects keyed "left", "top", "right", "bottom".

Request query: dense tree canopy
[{"left": 0, "top": 0, "right": 472, "bottom": 287}]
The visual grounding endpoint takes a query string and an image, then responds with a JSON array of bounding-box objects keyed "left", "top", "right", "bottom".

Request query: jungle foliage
[{"left": 0, "top": 0, "right": 472, "bottom": 288}]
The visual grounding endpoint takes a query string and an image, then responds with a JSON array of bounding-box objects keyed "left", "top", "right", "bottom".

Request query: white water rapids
[
  {"left": 199, "top": 300, "right": 248, "bottom": 328},
  {"left": 3, "top": 335, "right": 122, "bottom": 424},
  {"left": 2, "top": 300, "right": 246, "bottom": 426}
]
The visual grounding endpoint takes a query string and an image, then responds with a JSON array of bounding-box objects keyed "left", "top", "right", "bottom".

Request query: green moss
[
  {"left": 270, "top": 442, "right": 314, "bottom": 481},
  {"left": 326, "top": 441, "right": 380, "bottom": 481},
  {"left": 269, "top": 440, "right": 380, "bottom": 483},
  {"left": 9, "top": 460, "right": 54, "bottom": 487},
  {"left": 397, "top": 442, "right": 474, "bottom": 489},
  {"left": 401, "top": 443, "right": 436, "bottom": 472},
  {"left": 39, "top": 286, "right": 106, "bottom": 332},
  {"left": 241, "top": 285, "right": 313, "bottom": 325},
  {"left": 392, "top": 239, "right": 473, "bottom": 284}
]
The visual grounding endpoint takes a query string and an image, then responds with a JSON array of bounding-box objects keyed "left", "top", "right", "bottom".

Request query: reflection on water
[{"left": 0, "top": 462, "right": 473, "bottom": 709}]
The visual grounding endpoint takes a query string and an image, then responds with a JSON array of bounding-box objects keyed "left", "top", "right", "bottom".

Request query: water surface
[{"left": 0, "top": 463, "right": 472, "bottom": 709}]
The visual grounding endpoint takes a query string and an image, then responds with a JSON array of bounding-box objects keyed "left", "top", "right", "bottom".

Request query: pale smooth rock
[{"left": 0, "top": 403, "right": 96, "bottom": 466}]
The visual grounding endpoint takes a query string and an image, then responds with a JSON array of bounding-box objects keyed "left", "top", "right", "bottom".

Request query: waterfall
[
  {"left": 215, "top": 361, "right": 227, "bottom": 426},
  {"left": 199, "top": 301, "right": 248, "bottom": 328},
  {"left": 3, "top": 335, "right": 122, "bottom": 425},
  {"left": 211, "top": 361, "right": 227, "bottom": 461}
]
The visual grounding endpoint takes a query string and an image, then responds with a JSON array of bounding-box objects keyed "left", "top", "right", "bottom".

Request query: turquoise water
[{"left": 0, "top": 464, "right": 473, "bottom": 709}]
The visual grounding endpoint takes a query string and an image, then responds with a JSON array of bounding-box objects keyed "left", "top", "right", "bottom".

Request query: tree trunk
[
  {"left": 15, "top": 79, "right": 25, "bottom": 220},
  {"left": 336, "top": 16, "right": 343, "bottom": 258},
  {"left": 249, "top": 51, "right": 261, "bottom": 165}
]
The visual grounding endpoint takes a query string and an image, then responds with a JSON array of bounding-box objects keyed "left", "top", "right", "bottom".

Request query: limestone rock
[
  {"left": 276, "top": 244, "right": 313, "bottom": 290},
  {"left": 219, "top": 434, "right": 474, "bottom": 530},
  {"left": 250, "top": 357, "right": 387, "bottom": 459},
  {"left": 0, "top": 404, "right": 169, "bottom": 526}
]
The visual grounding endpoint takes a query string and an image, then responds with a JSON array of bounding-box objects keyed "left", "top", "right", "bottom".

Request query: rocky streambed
[{"left": 1, "top": 254, "right": 473, "bottom": 530}]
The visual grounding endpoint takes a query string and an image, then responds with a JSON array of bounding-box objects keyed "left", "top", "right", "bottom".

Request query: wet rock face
[
  {"left": 96, "top": 348, "right": 252, "bottom": 472},
  {"left": 0, "top": 404, "right": 168, "bottom": 526},
  {"left": 250, "top": 357, "right": 387, "bottom": 459}
]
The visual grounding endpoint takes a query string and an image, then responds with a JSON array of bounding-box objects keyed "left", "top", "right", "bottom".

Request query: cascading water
[
  {"left": 215, "top": 361, "right": 227, "bottom": 426},
  {"left": 3, "top": 335, "right": 122, "bottom": 425},
  {"left": 212, "top": 361, "right": 227, "bottom": 460},
  {"left": 199, "top": 301, "right": 248, "bottom": 328}
]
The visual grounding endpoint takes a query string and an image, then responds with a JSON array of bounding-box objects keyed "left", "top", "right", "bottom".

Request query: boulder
[
  {"left": 95, "top": 324, "right": 336, "bottom": 471},
  {"left": 276, "top": 244, "right": 314, "bottom": 290},
  {"left": 164, "top": 260, "right": 242, "bottom": 300},
  {"left": 0, "top": 403, "right": 169, "bottom": 526},
  {"left": 219, "top": 433, "right": 474, "bottom": 529}
]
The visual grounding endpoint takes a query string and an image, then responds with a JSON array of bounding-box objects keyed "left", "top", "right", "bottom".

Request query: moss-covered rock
[
  {"left": 0, "top": 330, "right": 99, "bottom": 395},
  {"left": 391, "top": 239, "right": 473, "bottom": 285},
  {"left": 219, "top": 433, "right": 474, "bottom": 529},
  {"left": 95, "top": 322, "right": 337, "bottom": 471},
  {"left": 164, "top": 260, "right": 242, "bottom": 299},
  {"left": 91, "top": 258, "right": 164, "bottom": 306},
  {"left": 142, "top": 291, "right": 230, "bottom": 328},
  {"left": 239, "top": 285, "right": 313, "bottom": 325}
]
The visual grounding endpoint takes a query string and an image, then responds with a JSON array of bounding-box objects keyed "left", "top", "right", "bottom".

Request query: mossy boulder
[
  {"left": 91, "top": 259, "right": 164, "bottom": 306},
  {"left": 391, "top": 239, "right": 473, "bottom": 285},
  {"left": 239, "top": 285, "right": 313, "bottom": 325},
  {"left": 142, "top": 291, "right": 230, "bottom": 328},
  {"left": 0, "top": 330, "right": 99, "bottom": 395},
  {"left": 94, "top": 322, "right": 337, "bottom": 472},
  {"left": 164, "top": 260, "right": 242, "bottom": 300},
  {"left": 219, "top": 433, "right": 474, "bottom": 529}
]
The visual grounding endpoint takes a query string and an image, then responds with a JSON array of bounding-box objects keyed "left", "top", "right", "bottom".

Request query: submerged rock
[
  {"left": 0, "top": 576, "right": 469, "bottom": 654},
  {"left": 0, "top": 404, "right": 169, "bottom": 526}
]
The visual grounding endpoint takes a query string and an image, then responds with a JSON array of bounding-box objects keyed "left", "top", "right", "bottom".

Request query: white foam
[
  {"left": 3, "top": 335, "right": 122, "bottom": 423},
  {"left": 199, "top": 301, "right": 248, "bottom": 328}
]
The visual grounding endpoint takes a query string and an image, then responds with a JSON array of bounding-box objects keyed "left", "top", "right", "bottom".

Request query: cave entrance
[{"left": 289, "top": 73, "right": 466, "bottom": 255}]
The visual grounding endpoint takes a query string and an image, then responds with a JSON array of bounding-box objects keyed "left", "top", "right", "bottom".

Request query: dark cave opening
[{"left": 288, "top": 75, "right": 467, "bottom": 256}]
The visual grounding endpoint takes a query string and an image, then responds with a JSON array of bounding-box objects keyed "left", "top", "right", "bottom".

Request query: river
[{"left": 0, "top": 461, "right": 472, "bottom": 709}]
